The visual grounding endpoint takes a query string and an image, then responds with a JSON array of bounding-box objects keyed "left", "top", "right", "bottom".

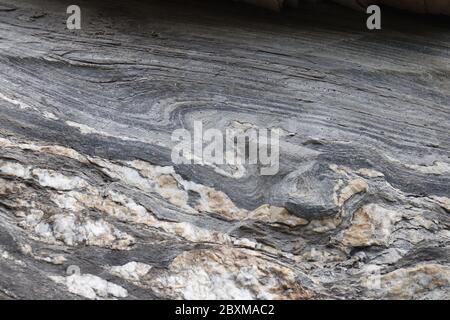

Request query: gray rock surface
[{"left": 0, "top": 0, "right": 448, "bottom": 299}]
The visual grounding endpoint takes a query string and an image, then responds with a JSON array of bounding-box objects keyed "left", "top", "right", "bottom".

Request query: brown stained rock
[
  {"left": 431, "top": 196, "right": 450, "bottom": 213},
  {"left": 380, "top": 264, "right": 450, "bottom": 299},
  {"left": 149, "top": 246, "right": 313, "bottom": 300},
  {"left": 157, "top": 174, "right": 179, "bottom": 189},
  {"left": 0, "top": 0, "right": 448, "bottom": 300},
  {"left": 340, "top": 204, "right": 402, "bottom": 248},
  {"left": 249, "top": 204, "right": 309, "bottom": 227},
  {"left": 337, "top": 179, "right": 368, "bottom": 207}
]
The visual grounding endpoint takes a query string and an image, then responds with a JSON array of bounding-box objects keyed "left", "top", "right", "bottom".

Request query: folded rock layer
[{"left": 0, "top": 0, "right": 449, "bottom": 300}]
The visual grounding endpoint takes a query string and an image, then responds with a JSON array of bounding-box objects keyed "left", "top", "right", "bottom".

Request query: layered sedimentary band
[{"left": 0, "top": 0, "right": 449, "bottom": 299}]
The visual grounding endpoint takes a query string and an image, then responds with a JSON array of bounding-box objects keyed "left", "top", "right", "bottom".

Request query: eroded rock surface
[{"left": 0, "top": 0, "right": 449, "bottom": 299}]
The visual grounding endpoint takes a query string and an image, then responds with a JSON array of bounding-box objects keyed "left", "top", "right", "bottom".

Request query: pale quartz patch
[
  {"left": 248, "top": 204, "right": 308, "bottom": 227},
  {"left": 1, "top": 162, "right": 93, "bottom": 195},
  {"left": 0, "top": 178, "right": 24, "bottom": 197},
  {"left": 329, "top": 164, "right": 351, "bottom": 176},
  {"left": 2, "top": 136, "right": 248, "bottom": 221},
  {"left": 379, "top": 264, "right": 450, "bottom": 299},
  {"left": 19, "top": 243, "right": 67, "bottom": 265},
  {"left": 0, "top": 140, "right": 315, "bottom": 258},
  {"left": 31, "top": 169, "right": 88, "bottom": 191},
  {"left": 20, "top": 210, "right": 135, "bottom": 250},
  {"left": 150, "top": 246, "right": 310, "bottom": 300},
  {"left": 0, "top": 137, "right": 88, "bottom": 163},
  {"left": 38, "top": 254, "right": 67, "bottom": 265},
  {"left": 104, "top": 159, "right": 193, "bottom": 212},
  {"left": 128, "top": 159, "right": 247, "bottom": 220},
  {"left": 51, "top": 190, "right": 233, "bottom": 246},
  {"left": 405, "top": 161, "right": 450, "bottom": 175},
  {"left": 0, "top": 161, "right": 32, "bottom": 179},
  {"left": 51, "top": 190, "right": 156, "bottom": 225},
  {"left": 109, "top": 262, "right": 152, "bottom": 282},
  {"left": 307, "top": 215, "right": 342, "bottom": 233},
  {"left": 0, "top": 249, "right": 26, "bottom": 267},
  {"left": 51, "top": 193, "right": 84, "bottom": 212},
  {"left": 42, "top": 111, "right": 58, "bottom": 120},
  {"left": 39, "top": 145, "right": 88, "bottom": 163},
  {"left": 337, "top": 179, "right": 368, "bottom": 206},
  {"left": 51, "top": 214, "right": 135, "bottom": 249},
  {"left": 88, "top": 159, "right": 193, "bottom": 213},
  {"left": 329, "top": 164, "right": 384, "bottom": 179},
  {"left": 430, "top": 196, "right": 450, "bottom": 212},
  {"left": 50, "top": 274, "right": 128, "bottom": 300},
  {"left": 158, "top": 221, "right": 233, "bottom": 244},
  {"left": 66, "top": 121, "right": 136, "bottom": 141},
  {"left": 356, "top": 168, "right": 385, "bottom": 178},
  {"left": 340, "top": 204, "right": 402, "bottom": 247},
  {"left": 191, "top": 187, "right": 247, "bottom": 220}
]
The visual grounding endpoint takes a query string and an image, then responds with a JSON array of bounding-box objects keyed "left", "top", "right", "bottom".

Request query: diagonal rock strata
[{"left": 0, "top": 0, "right": 448, "bottom": 300}]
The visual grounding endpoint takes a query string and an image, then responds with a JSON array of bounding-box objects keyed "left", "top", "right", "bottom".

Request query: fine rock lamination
[{"left": 0, "top": 0, "right": 449, "bottom": 300}]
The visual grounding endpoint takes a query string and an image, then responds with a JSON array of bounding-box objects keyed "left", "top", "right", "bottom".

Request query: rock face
[
  {"left": 242, "top": 0, "right": 450, "bottom": 15},
  {"left": 0, "top": 0, "right": 449, "bottom": 300}
]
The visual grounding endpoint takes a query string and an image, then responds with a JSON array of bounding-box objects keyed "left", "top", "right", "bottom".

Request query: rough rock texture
[
  {"left": 0, "top": 0, "right": 449, "bottom": 300},
  {"left": 242, "top": 0, "right": 450, "bottom": 15}
]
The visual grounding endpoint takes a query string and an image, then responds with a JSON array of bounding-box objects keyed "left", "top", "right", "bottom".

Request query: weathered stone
[
  {"left": 339, "top": 204, "right": 402, "bottom": 248},
  {"left": 0, "top": 0, "right": 448, "bottom": 300},
  {"left": 379, "top": 264, "right": 450, "bottom": 299}
]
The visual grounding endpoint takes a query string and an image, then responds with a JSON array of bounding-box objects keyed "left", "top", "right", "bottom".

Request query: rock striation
[{"left": 0, "top": 0, "right": 449, "bottom": 299}]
